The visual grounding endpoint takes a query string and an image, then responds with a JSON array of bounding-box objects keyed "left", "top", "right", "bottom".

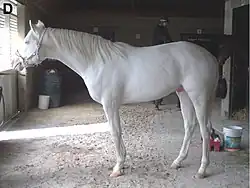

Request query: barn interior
[
  {"left": 0, "top": 0, "right": 249, "bottom": 187},
  {"left": 24, "top": 0, "right": 227, "bottom": 110}
]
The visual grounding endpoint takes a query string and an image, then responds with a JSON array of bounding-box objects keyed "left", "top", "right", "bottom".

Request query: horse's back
[
  {"left": 119, "top": 41, "right": 218, "bottom": 103},
  {"left": 159, "top": 41, "right": 219, "bottom": 93},
  {"left": 132, "top": 41, "right": 218, "bottom": 80},
  {"left": 151, "top": 41, "right": 218, "bottom": 80}
]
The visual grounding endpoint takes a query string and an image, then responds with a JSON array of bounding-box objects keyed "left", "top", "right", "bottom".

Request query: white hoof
[
  {"left": 170, "top": 162, "right": 181, "bottom": 169},
  {"left": 193, "top": 173, "right": 206, "bottom": 179},
  {"left": 110, "top": 170, "right": 123, "bottom": 177}
]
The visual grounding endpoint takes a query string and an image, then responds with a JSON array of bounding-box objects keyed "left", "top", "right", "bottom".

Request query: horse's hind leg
[
  {"left": 188, "top": 90, "right": 213, "bottom": 179},
  {"left": 154, "top": 98, "right": 163, "bottom": 110},
  {"left": 171, "top": 90, "right": 198, "bottom": 169}
]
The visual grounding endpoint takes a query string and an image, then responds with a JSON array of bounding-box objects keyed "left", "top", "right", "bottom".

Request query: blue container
[{"left": 223, "top": 125, "right": 243, "bottom": 151}]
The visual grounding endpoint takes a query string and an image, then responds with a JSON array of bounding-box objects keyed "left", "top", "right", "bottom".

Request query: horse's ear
[
  {"left": 29, "top": 20, "right": 35, "bottom": 33},
  {"left": 29, "top": 20, "right": 45, "bottom": 35},
  {"left": 36, "top": 20, "right": 45, "bottom": 28}
]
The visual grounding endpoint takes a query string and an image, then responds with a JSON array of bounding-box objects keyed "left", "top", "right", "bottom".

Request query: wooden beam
[
  {"left": 66, "top": 6, "right": 224, "bottom": 18},
  {"left": 24, "top": 0, "right": 225, "bottom": 18},
  {"left": 16, "top": 0, "right": 25, "bottom": 5},
  {"left": 25, "top": 0, "right": 49, "bottom": 16}
]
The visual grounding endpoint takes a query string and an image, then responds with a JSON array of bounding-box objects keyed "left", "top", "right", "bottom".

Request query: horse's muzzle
[{"left": 11, "top": 56, "right": 24, "bottom": 71}]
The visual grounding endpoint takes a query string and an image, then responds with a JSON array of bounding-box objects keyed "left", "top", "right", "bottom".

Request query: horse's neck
[{"left": 41, "top": 28, "right": 93, "bottom": 77}]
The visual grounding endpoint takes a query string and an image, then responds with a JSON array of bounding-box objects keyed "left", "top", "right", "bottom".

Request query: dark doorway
[
  {"left": 229, "top": 4, "right": 249, "bottom": 117},
  {"left": 35, "top": 60, "right": 90, "bottom": 107},
  {"left": 98, "top": 31, "right": 115, "bottom": 42}
]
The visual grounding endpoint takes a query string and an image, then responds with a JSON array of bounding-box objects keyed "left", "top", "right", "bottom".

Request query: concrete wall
[
  {"left": 46, "top": 11, "right": 224, "bottom": 46},
  {"left": 0, "top": 70, "right": 18, "bottom": 123},
  {"left": 16, "top": 3, "right": 27, "bottom": 112},
  {"left": 13, "top": 2, "right": 35, "bottom": 112},
  {"left": 0, "top": 2, "right": 25, "bottom": 124},
  {"left": 22, "top": 4, "right": 47, "bottom": 110},
  {"left": 221, "top": 0, "right": 249, "bottom": 118}
]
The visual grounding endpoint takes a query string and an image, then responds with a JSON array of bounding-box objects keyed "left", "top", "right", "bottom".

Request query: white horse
[{"left": 12, "top": 20, "right": 219, "bottom": 179}]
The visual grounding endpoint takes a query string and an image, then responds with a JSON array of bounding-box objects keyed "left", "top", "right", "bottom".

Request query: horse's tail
[{"left": 215, "top": 55, "right": 227, "bottom": 99}]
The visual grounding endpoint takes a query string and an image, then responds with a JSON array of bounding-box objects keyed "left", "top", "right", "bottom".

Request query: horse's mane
[{"left": 46, "top": 27, "right": 135, "bottom": 64}]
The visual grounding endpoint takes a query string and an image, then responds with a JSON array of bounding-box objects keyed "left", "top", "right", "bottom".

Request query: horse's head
[{"left": 12, "top": 20, "right": 46, "bottom": 71}]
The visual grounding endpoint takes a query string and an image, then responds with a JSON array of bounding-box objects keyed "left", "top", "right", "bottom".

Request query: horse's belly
[{"left": 123, "top": 73, "right": 178, "bottom": 103}]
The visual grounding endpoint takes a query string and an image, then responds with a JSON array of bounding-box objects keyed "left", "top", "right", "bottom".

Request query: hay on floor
[{"left": 232, "top": 108, "right": 249, "bottom": 121}]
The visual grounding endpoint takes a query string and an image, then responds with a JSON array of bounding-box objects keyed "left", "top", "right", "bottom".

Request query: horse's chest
[
  {"left": 82, "top": 71, "right": 105, "bottom": 103},
  {"left": 84, "top": 80, "right": 102, "bottom": 103}
]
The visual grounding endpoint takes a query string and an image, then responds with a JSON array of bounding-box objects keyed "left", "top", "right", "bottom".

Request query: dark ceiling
[{"left": 19, "top": 0, "right": 225, "bottom": 18}]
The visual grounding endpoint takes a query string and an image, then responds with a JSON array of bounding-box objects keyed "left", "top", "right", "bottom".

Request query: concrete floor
[{"left": 0, "top": 95, "right": 249, "bottom": 188}]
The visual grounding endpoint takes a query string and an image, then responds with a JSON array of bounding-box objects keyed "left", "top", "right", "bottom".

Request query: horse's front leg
[{"left": 102, "top": 100, "right": 126, "bottom": 177}]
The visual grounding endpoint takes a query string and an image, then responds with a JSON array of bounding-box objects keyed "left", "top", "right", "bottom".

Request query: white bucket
[
  {"left": 38, "top": 95, "right": 50, "bottom": 110},
  {"left": 223, "top": 125, "right": 243, "bottom": 151}
]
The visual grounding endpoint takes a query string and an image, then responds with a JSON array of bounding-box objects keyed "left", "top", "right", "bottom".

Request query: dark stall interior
[
  {"left": 229, "top": 4, "right": 249, "bottom": 117},
  {"left": 34, "top": 60, "right": 90, "bottom": 107}
]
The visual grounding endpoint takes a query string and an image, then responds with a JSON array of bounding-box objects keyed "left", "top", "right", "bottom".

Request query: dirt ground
[{"left": 0, "top": 96, "right": 249, "bottom": 188}]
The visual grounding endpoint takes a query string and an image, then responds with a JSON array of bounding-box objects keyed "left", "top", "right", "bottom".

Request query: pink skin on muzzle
[
  {"left": 11, "top": 53, "right": 24, "bottom": 71},
  {"left": 176, "top": 87, "right": 184, "bottom": 92}
]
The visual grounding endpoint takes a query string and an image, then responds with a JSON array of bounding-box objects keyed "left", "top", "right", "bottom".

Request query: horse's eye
[{"left": 25, "top": 41, "right": 29, "bottom": 44}]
